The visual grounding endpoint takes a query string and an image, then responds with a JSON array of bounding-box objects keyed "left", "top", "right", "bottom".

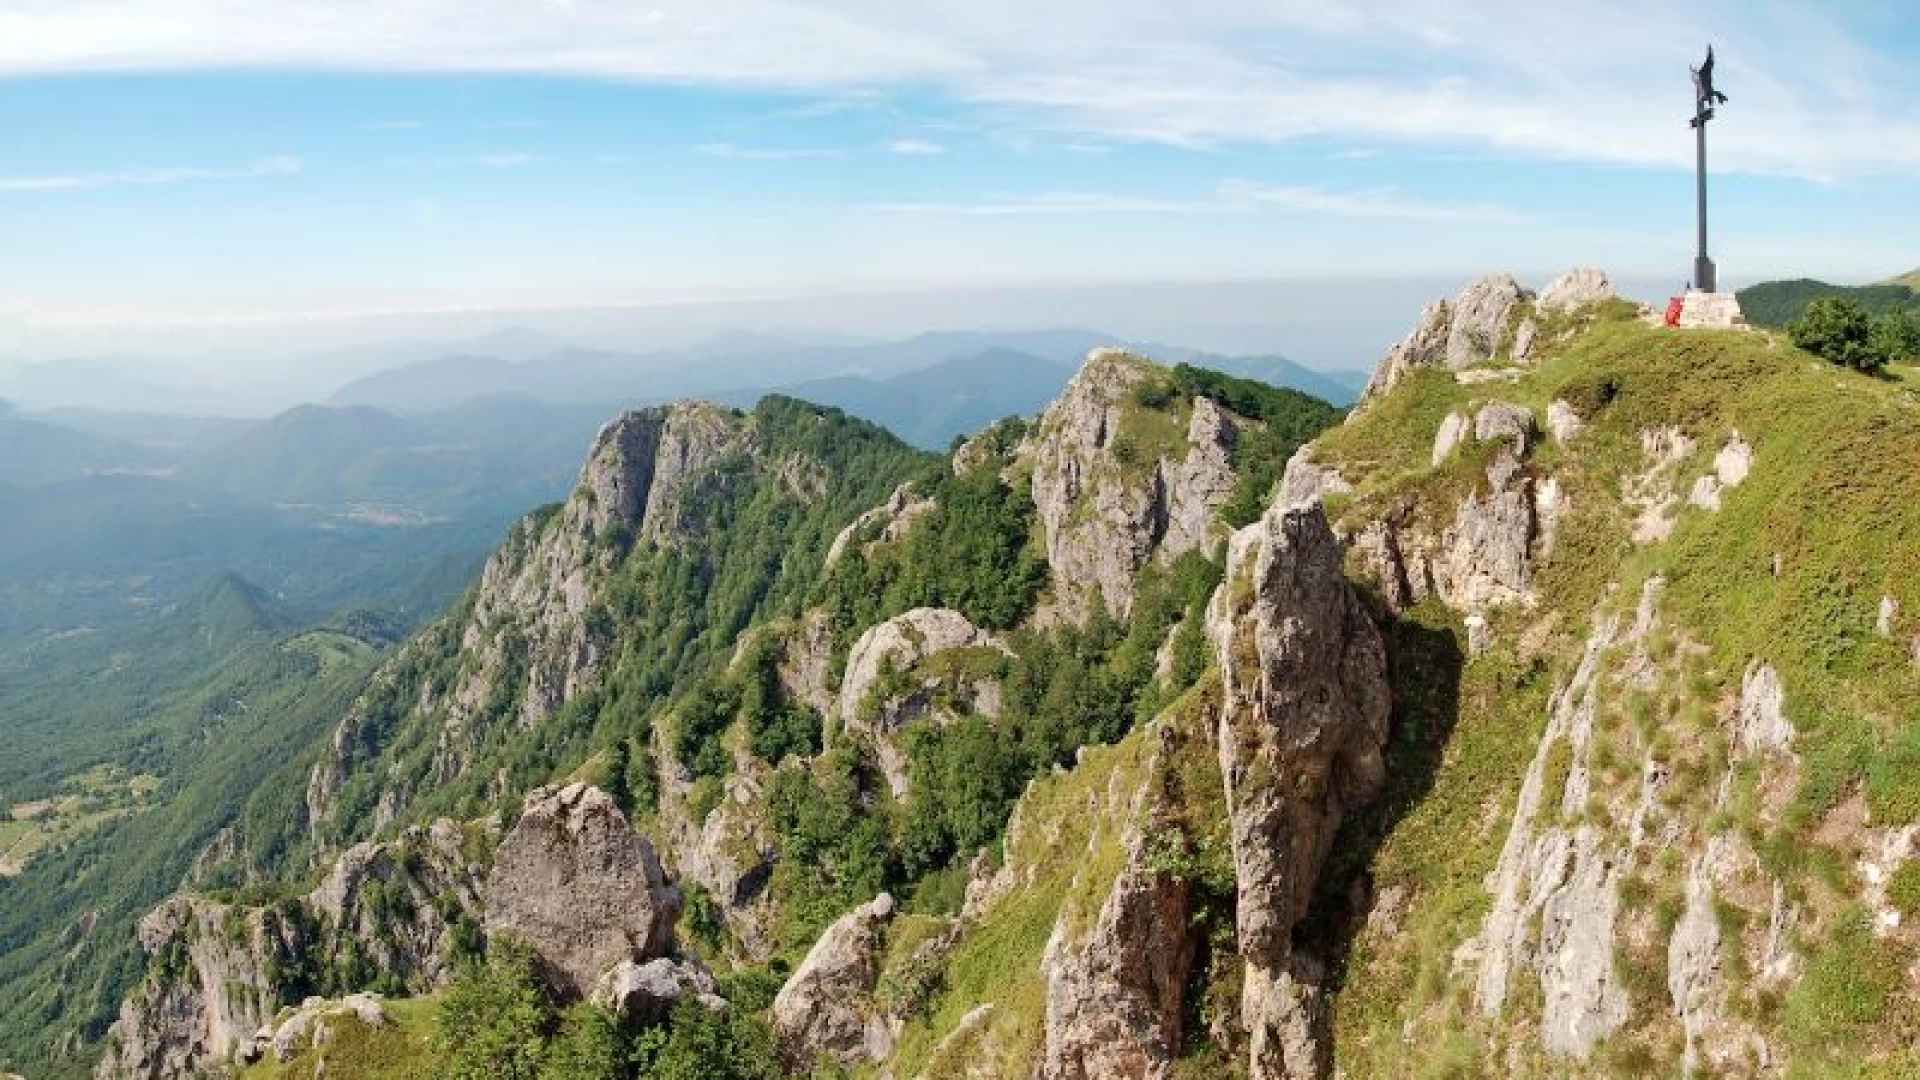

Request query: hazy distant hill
[
  {"left": 1891, "top": 269, "right": 1920, "bottom": 290},
  {"left": 181, "top": 395, "right": 614, "bottom": 516},
  {"left": 0, "top": 473, "right": 495, "bottom": 647},
  {"left": 0, "top": 401, "right": 175, "bottom": 485},
  {"left": 716, "top": 345, "right": 1359, "bottom": 450},
  {"left": 28, "top": 407, "right": 256, "bottom": 453},
  {"left": 1736, "top": 276, "right": 1920, "bottom": 328}
]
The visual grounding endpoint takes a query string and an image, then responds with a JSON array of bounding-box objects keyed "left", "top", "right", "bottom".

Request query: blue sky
[{"left": 1, "top": 0, "right": 1917, "bottom": 325}]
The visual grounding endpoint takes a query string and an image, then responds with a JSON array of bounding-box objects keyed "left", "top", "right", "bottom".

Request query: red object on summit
[{"left": 1664, "top": 297, "right": 1685, "bottom": 327}]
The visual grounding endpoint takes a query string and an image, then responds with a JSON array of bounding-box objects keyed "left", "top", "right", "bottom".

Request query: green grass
[
  {"left": 1316, "top": 309, "right": 1920, "bottom": 1072},
  {"left": 879, "top": 726, "right": 1152, "bottom": 1079},
  {"left": 237, "top": 995, "right": 441, "bottom": 1080}
]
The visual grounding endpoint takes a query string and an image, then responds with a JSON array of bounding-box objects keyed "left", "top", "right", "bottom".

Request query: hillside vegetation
[
  {"left": 1736, "top": 276, "right": 1920, "bottom": 328},
  {"left": 24, "top": 269, "right": 1920, "bottom": 1080}
]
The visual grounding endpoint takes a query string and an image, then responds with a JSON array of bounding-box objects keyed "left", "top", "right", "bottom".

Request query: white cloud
[
  {"left": 887, "top": 138, "right": 944, "bottom": 155},
  {"left": 0, "top": 155, "right": 301, "bottom": 192},
  {"left": 0, "top": 2, "right": 1914, "bottom": 180},
  {"left": 868, "top": 183, "right": 1527, "bottom": 222},
  {"left": 697, "top": 142, "right": 844, "bottom": 160}
]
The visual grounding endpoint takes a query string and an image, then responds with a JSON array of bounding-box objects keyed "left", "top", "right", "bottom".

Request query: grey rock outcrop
[
  {"left": 777, "top": 610, "right": 839, "bottom": 718},
  {"left": 837, "top": 608, "right": 1002, "bottom": 794},
  {"left": 1360, "top": 274, "right": 1530, "bottom": 402},
  {"left": 1512, "top": 317, "right": 1538, "bottom": 364},
  {"left": 1161, "top": 397, "right": 1240, "bottom": 556},
  {"left": 594, "top": 958, "right": 727, "bottom": 1026},
  {"left": 307, "top": 819, "right": 483, "bottom": 990},
  {"left": 1028, "top": 349, "right": 1242, "bottom": 623},
  {"left": 99, "top": 820, "right": 484, "bottom": 1080},
  {"left": 1431, "top": 412, "right": 1470, "bottom": 468},
  {"left": 1546, "top": 400, "right": 1585, "bottom": 444},
  {"left": 773, "top": 893, "right": 898, "bottom": 1067},
  {"left": 1473, "top": 401, "right": 1536, "bottom": 455},
  {"left": 248, "top": 994, "right": 386, "bottom": 1065},
  {"left": 1539, "top": 268, "right": 1615, "bottom": 313},
  {"left": 1436, "top": 448, "right": 1539, "bottom": 612},
  {"left": 826, "top": 483, "right": 935, "bottom": 568},
  {"left": 1734, "top": 662, "right": 1792, "bottom": 755},
  {"left": 1206, "top": 504, "right": 1391, "bottom": 1079},
  {"left": 483, "top": 783, "right": 681, "bottom": 1000},
  {"left": 1039, "top": 723, "right": 1197, "bottom": 1080},
  {"left": 95, "top": 898, "right": 299, "bottom": 1080},
  {"left": 1277, "top": 446, "right": 1352, "bottom": 511}
]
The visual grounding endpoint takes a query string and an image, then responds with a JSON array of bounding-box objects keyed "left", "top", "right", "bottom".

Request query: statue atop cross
[{"left": 1688, "top": 45, "right": 1727, "bottom": 293}]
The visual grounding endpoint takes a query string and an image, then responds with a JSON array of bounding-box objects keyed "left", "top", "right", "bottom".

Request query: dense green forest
[{"left": 1736, "top": 276, "right": 1920, "bottom": 329}]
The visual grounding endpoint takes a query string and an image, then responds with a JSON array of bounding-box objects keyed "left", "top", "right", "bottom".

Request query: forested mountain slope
[{"left": 16, "top": 267, "right": 1920, "bottom": 1080}]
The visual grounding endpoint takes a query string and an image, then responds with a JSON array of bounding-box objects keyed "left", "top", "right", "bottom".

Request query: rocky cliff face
[
  {"left": 302, "top": 403, "right": 743, "bottom": 833},
  {"left": 1028, "top": 349, "right": 1239, "bottom": 623},
  {"left": 95, "top": 898, "right": 298, "bottom": 1080},
  {"left": 97, "top": 821, "right": 485, "bottom": 1079},
  {"left": 1208, "top": 504, "right": 1391, "bottom": 1079},
  {"left": 89, "top": 284, "right": 1918, "bottom": 1080}
]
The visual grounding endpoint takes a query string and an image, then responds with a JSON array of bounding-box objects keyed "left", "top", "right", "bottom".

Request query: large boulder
[
  {"left": 483, "top": 783, "right": 681, "bottom": 999},
  {"left": 593, "top": 958, "right": 727, "bottom": 1026},
  {"left": 772, "top": 893, "right": 898, "bottom": 1067}
]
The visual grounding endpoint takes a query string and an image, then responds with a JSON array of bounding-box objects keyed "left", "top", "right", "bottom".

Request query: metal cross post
[{"left": 1689, "top": 45, "right": 1728, "bottom": 294}]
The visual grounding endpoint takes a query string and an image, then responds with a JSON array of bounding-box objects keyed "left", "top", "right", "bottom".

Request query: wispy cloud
[
  {"left": 697, "top": 142, "right": 844, "bottom": 161},
  {"left": 0, "top": 155, "right": 302, "bottom": 192},
  {"left": 1330, "top": 148, "right": 1382, "bottom": 160},
  {"left": 867, "top": 182, "right": 1528, "bottom": 223},
  {"left": 868, "top": 192, "right": 1204, "bottom": 216},
  {"left": 887, "top": 138, "right": 944, "bottom": 156},
  {"left": 0, "top": 2, "right": 1915, "bottom": 179},
  {"left": 1219, "top": 182, "right": 1531, "bottom": 223}
]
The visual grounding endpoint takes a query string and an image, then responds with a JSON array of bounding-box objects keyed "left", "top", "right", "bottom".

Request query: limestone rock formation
[
  {"left": 245, "top": 994, "right": 387, "bottom": 1065},
  {"left": 1277, "top": 445, "right": 1352, "bottom": 511},
  {"left": 483, "top": 783, "right": 681, "bottom": 999},
  {"left": 307, "top": 819, "right": 484, "bottom": 990},
  {"left": 826, "top": 482, "right": 935, "bottom": 568},
  {"left": 95, "top": 898, "right": 299, "bottom": 1080},
  {"left": 593, "top": 958, "right": 727, "bottom": 1026},
  {"left": 772, "top": 893, "right": 898, "bottom": 1067},
  {"left": 1207, "top": 504, "right": 1391, "bottom": 1078},
  {"left": 1546, "top": 399, "right": 1585, "bottom": 444},
  {"left": 837, "top": 607, "right": 1001, "bottom": 795},
  {"left": 1360, "top": 274, "right": 1530, "bottom": 401},
  {"left": 1431, "top": 412, "right": 1470, "bottom": 468},
  {"left": 1028, "top": 349, "right": 1240, "bottom": 622},
  {"left": 1539, "top": 268, "right": 1615, "bottom": 313},
  {"left": 1473, "top": 401, "right": 1536, "bottom": 455},
  {"left": 1436, "top": 448, "right": 1540, "bottom": 612},
  {"left": 1038, "top": 723, "right": 1196, "bottom": 1080}
]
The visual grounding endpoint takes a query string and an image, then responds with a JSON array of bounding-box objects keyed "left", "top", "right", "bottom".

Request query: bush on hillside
[{"left": 1790, "top": 297, "right": 1897, "bottom": 373}]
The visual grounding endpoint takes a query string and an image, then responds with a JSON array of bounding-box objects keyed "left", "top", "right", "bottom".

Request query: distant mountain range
[
  {"left": 323, "top": 327, "right": 1360, "bottom": 445},
  {"left": 0, "top": 402, "right": 175, "bottom": 485}
]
